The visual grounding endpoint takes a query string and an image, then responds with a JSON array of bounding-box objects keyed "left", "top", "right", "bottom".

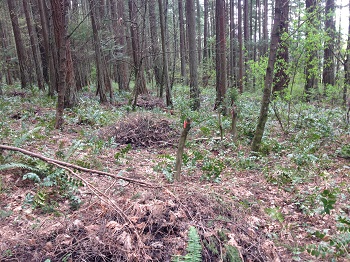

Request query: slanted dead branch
[{"left": 0, "top": 144, "right": 158, "bottom": 188}]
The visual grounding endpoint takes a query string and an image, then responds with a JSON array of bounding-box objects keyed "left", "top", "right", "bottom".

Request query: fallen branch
[{"left": 0, "top": 144, "right": 158, "bottom": 188}]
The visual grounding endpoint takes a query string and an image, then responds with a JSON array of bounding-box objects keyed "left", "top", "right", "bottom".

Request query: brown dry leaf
[
  {"left": 106, "top": 221, "right": 124, "bottom": 234},
  {"left": 117, "top": 231, "right": 132, "bottom": 250},
  {"left": 55, "top": 234, "right": 73, "bottom": 246},
  {"left": 85, "top": 224, "right": 100, "bottom": 234},
  {"left": 135, "top": 222, "right": 146, "bottom": 229},
  {"left": 261, "top": 240, "right": 281, "bottom": 262}
]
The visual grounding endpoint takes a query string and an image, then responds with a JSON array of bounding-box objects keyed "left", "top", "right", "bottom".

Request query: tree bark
[
  {"left": 111, "top": 0, "right": 130, "bottom": 91},
  {"left": 174, "top": 119, "right": 191, "bottom": 181},
  {"left": 178, "top": 0, "right": 186, "bottom": 83},
  {"left": 38, "top": 0, "right": 57, "bottom": 96},
  {"left": 272, "top": 0, "right": 289, "bottom": 95},
  {"left": 251, "top": 0, "right": 286, "bottom": 152},
  {"left": 238, "top": 0, "right": 244, "bottom": 93},
  {"left": 304, "top": 0, "right": 318, "bottom": 101},
  {"left": 262, "top": 0, "right": 268, "bottom": 55},
  {"left": 196, "top": 0, "right": 202, "bottom": 64},
  {"left": 322, "top": 0, "right": 336, "bottom": 92},
  {"left": 186, "top": 0, "right": 200, "bottom": 110},
  {"left": 149, "top": 0, "right": 163, "bottom": 93},
  {"left": 214, "top": 0, "right": 227, "bottom": 113},
  {"left": 7, "top": 0, "right": 29, "bottom": 89},
  {"left": 89, "top": 0, "right": 111, "bottom": 103},
  {"left": 23, "top": 0, "right": 45, "bottom": 90},
  {"left": 158, "top": 0, "right": 173, "bottom": 107},
  {"left": 52, "top": 0, "right": 69, "bottom": 129},
  {"left": 128, "top": 0, "right": 147, "bottom": 110},
  {"left": 344, "top": 3, "right": 350, "bottom": 106}
]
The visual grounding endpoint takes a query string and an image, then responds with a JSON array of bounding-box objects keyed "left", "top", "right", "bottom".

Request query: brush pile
[{"left": 114, "top": 113, "right": 178, "bottom": 148}]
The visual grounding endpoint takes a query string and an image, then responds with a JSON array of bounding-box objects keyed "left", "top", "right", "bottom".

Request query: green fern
[
  {"left": 14, "top": 126, "right": 42, "bottom": 147},
  {"left": 0, "top": 162, "right": 40, "bottom": 173},
  {"left": 173, "top": 226, "right": 202, "bottom": 262}
]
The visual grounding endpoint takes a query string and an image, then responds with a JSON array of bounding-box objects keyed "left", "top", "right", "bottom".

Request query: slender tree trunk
[
  {"left": 186, "top": 0, "right": 200, "bottom": 110},
  {"left": 344, "top": 3, "right": 350, "bottom": 106},
  {"left": 64, "top": 40, "right": 78, "bottom": 108},
  {"left": 0, "top": 15, "right": 14, "bottom": 86},
  {"left": 178, "top": 0, "right": 186, "bottom": 83},
  {"left": 229, "top": 0, "right": 236, "bottom": 88},
  {"left": 89, "top": 0, "right": 110, "bottom": 103},
  {"left": 38, "top": 0, "right": 57, "bottom": 95},
  {"left": 112, "top": 0, "right": 129, "bottom": 91},
  {"left": 129, "top": 0, "right": 147, "bottom": 110},
  {"left": 158, "top": 0, "right": 172, "bottom": 107},
  {"left": 251, "top": 0, "right": 286, "bottom": 152},
  {"left": 322, "top": 0, "right": 336, "bottom": 92},
  {"left": 203, "top": 0, "right": 209, "bottom": 61},
  {"left": 23, "top": 0, "right": 45, "bottom": 90},
  {"left": 262, "top": 0, "right": 268, "bottom": 55},
  {"left": 238, "top": 0, "right": 244, "bottom": 93},
  {"left": 149, "top": 0, "right": 163, "bottom": 93},
  {"left": 243, "top": 0, "right": 249, "bottom": 63},
  {"left": 214, "top": 0, "right": 226, "bottom": 113},
  {"left": 304, "top": 0, "right": 317, "bottom": 101},
  {"left": 7, "top": 0, "right": 29, "bottom": 89},
  {"left": 196, "top": 0, "right": 202, "bottom": 64}
]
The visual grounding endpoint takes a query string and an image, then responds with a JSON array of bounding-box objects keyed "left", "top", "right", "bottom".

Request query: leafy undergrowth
[{"left": 0, "top": 85, "right": 350, "bottom": 261}]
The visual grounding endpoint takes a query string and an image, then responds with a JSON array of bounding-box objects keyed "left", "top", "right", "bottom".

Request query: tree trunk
[
  {"left": 229, "top": 0, "right": 236, "bottom": 88},
  {"left": 158, "top": 0, "right": 173, "bottom": 107},
  {"left": 52, "top": 0, "right": 69, "bottom": 129},
  {"left": 7, "top": 0, "right": 29, "bottom": 89},
  {"left": 322, "top": 0, "right": 336, "bottom": 92},
  {"left": 272, "top": 0, "right": 289, "bottom": 95},
  {"left": 0, "top": 14, "right": 14, "bottom": 86},
  {"left": 111, "top": 0, "right": 129, "bottom": 91},
  {"left": 203, "top": 0, "right": 209, "bottom": 61},
  {"left": 238, "top": 0, "right": 244, "bottom": 93},
  {"left": 64, "top": 40, "right": 78, "bottom": 108},
  {"left": 196, "top": 0, "right": 202, "bottom": 64},
  {"left": 262, "top": 0, "right": 268, "bottom": 55},
  {"left": 251, "top": 0, "right": 286, "bottom": 152},
  {"left": 89, "top": 0, "right": 110, "bottom": 103},
  {"left": 128, "top": 0, "right": 147, "bottom": 103},
  {"left": 149, "top": 0, "right": 163, "bottom": 94},
  {"left": 304, "top": 0, "right": 318, "bottom": 101},
  {"left": 186, "top": 0, "right": 200, "bottom": 110},
  {"left": 214, "top": 0, "right": 226, "bottom": 113},
  {"left": 344, "top": 3, "right": 350, "bottom": 106},
  {"left": 23, "top": 0, "right": 45, "bottom": 90},
  {"left": 178, "top": 0, "right": 186, "bottom": 83},
  {"left": 38, "top": 0, "right": 57, "bottom": 96}
]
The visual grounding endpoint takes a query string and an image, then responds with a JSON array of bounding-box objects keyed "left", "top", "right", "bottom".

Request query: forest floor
[{"left": 0, "top": 86, "right": 350, "bottom": 261}]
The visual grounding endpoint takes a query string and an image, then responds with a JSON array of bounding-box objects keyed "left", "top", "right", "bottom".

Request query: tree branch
[{"left": 0, "top": 144, "right": 158, "bottom": 188}]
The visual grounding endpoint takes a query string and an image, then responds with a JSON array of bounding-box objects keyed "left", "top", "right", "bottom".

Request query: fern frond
[
  {"left": 185, "top": 226, "right": 202, "bottom": 262},
  {"left": 0, "top": 163, "right": 40, "bottom": 173},
  {"left": 14, "top": 126, "right": 42, "bottom": 147}
]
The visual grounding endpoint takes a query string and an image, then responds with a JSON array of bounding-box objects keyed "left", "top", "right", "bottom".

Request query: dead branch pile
[
  {"left": 115, "top": 114, "right": 178, "bottom": 147},
  {"left": 1, "top": 181, "right": 275, "bottom": 261},
  {"left": 135, "top": 95, "right": 165, "bottom": 109}
]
